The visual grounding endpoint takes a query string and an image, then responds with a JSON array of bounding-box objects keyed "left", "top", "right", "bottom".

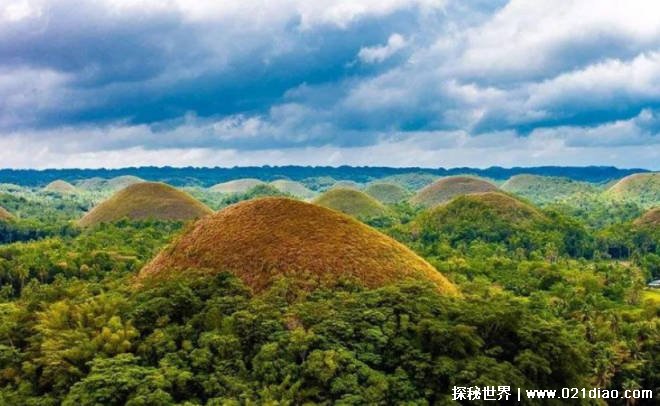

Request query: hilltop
[
  {"left": 78, "top": 182, "right": 212, "bottom": 227},
  {"left": 364, "top": 182, "right": 411, "bottom": 204},
  {"left": 44, "top": 180, "right": 76, "bottom": 194},
  {"left": 501, "top": 174, "right": 598, "bottom": 204},
  {"left": 313, "top": 188, "right": 388, "bottom": 218},
  {"left": 210, "top": 179, "right": 265, "bottom": 194},
  {"left": 76, "top": 175, "right": 144, "bottom": 191},
  {"left": 410, "top": 176, "right": 498, "bottom": 207},
  {"left": 138, "top": 197, "right": 456, "bottom": 294},
  {"left": 330, "top": 180, "right": 362, "bottom": 190},
  {"left": 413, "top": 192, "right": 556, "bottom": 251},
  {"left": 270, "top": 180, "right": 316, "bottom": 199},
  {"left": 605, "top": 173, "right": 660, "bottom": 207},
  {"left": 634, "top": 207, "right": 660, "bottom": 228}
]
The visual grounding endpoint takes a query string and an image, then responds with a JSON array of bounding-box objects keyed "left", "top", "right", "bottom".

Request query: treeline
[{"left": 0, "top": 165, "right": 647, "bottom": 187}]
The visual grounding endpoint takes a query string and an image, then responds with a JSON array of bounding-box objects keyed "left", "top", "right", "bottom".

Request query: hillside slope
[
  {"left": 313, "top": 188, "right": 388, "bottom": 218},
  {"left": 139, "top": 197, "right": 457, "bottom": 294},
  {"left": 410, "top": 176, "right": 498, "bottom": 207},
  {"left": 79, "top": 182, "right": 212, "bottom": 227}
]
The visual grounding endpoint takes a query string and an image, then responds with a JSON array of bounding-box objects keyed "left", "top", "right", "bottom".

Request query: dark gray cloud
[{"left": 0, "top": 0, "right": 658, "bottom": 168}]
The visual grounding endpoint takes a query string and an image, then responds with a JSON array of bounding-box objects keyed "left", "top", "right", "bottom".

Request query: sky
[{"left": 0, "top": 0, "right": 659, "bottom": 169}]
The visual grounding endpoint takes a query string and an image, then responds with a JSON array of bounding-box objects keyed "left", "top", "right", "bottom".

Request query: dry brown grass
[
  {"left": 210, "top": 179, "right": 265, "bottom": 194},
  {"left": 78, "top": 182, "right": 213, "bottom": 227},
  {"left": 313, "top": 188, "right": 388, "bottom": 218},
  {"left": 410, "top": 176, "right": 498, "bottom": 208},
  {"left": 0, "top": 206, "right": 14, "bottom": 221},
  {"left": 138, "top": 197, "right": 457, "bottom": 295},
  {"left": 44, "top": 180, "right": 76, "bottom": 194},
  {"left": 634, "top": 207, "right": 660, "bottom": 228}
]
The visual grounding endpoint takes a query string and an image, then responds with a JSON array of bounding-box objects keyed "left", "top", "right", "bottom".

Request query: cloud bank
[{"left": 0, "top": 0, "right": 658, "bottom": 168}]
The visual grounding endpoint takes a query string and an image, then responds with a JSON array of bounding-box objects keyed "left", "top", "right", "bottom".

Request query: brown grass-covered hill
[
  {"left": 138, "top": 197, "right": 457, "bottom": 295},
  {"left": 410, "top": 176, "right": 498, "bottom": 208},
  {"left": 270, "top": 180, "right": 316, "bottom": 199},
  {"left": 605, "top": 173, "right": 660, "bottom": 208},
  {"left": 365, "top": 182, "right": 411, "bottom": 204},
  {"left": 210, "top": 178, "right": 265, "bottom": 194},
  {"left": 313, "top": 188, "right": 388, "bottom": 218},
  {"left": 634, "top": 207, "right": 660, "bottom": 228},
  {"left": 0, "top": 206, "right": 14, "bottom": 222},
  {"left": 78, "top": 182, "right": 213, "bottom": 227},
  {"left": 44, "top": 180, "right": 76, "bottom": 194}
]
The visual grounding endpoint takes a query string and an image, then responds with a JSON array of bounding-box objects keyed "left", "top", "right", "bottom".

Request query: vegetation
[
  {"left": 140, "top": 197, "right": 457, "bottom": 295},
  {"left": 410, "top": 176, "right": 498, "bottom": 208},
  {"left": 364, "top": 182, "right": 411, "bottom": 204},
  {"left": 78, "top": 183, "right": 212, "bottom": 227},
  {"left": 501, "top": 174, "right": 599, "bottom": 204},
  {"left": 313, "top": 188, "right": 388, "bottom": 219},
  {"left": 606, "top": 173, "right": 660, "bottom": 208},
  {"left": 0, "top": 170, "right": 657, "bottom": 404}
]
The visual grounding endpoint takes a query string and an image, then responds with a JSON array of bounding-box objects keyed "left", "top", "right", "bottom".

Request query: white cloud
[{"left": 358, "top": 33, "right": 408, "bottom": 64}]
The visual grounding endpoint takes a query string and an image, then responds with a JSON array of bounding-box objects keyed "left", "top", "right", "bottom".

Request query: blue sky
[{"left": 0, "top": 0, "right": 658, "bottom": 169}]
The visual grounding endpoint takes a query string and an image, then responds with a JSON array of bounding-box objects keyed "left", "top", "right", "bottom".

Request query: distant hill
[
  {"left": 330, "top": 180, "right": 362, "bottom": 190},
  {"left": 410, "top": 176, "right": 498, "bottom": 207},
  {"left": 138, "top": 197, "right": 457, "bottom": 295},
  {"left": 210, "top": 179, "right": 265, "bottom": 194},
  {"left": 0, "top": 206, "right": 14, "bottom": 221},
  {"left": 0, "top": 166, "right": 646, "bottom": 187},
  {"left": 364, "top": 182, "right": 411, "bottom": 204},
  {"left": 270, "top": 180, "right": 316, "bottom": 199},
  {"left": 501, "top": 174, "right": 598, "bottom": 204},
  {"left": 79, "top": 182, "right": 212, "bottom": 227},
  {"left": 44, "top": 180, "right": 76, "bottom": 194},
  {"left": 76, "top": 175, "right": 144, "bottom": 191},
  {"left": 378, "top": 173, "right": 439, "bottom": 190},
  {"left": 313, "top": 188, "right": 388, "bottom": 218},
  {"left": 605, "top": 173, "right": 659, "bottom": 208}
]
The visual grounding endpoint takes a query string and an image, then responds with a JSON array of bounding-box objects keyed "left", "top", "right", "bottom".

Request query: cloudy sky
[{"left": 1, "top": 0, "right": 659, "bottom": 169}]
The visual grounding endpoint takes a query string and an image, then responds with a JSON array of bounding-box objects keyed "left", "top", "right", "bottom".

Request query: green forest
[{"left": 0, "top": 171, "right": 657, "bottom": 405}]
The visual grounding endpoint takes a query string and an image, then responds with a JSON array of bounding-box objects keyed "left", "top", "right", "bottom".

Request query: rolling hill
[
  {"left": 78, "top": 182, "right": 212, "bottom": 227},
  {"left": 501, "top": 174, "right": 598, "bottom": 204},
  {"left": 210, "top": 179, "right": 265, "bottom": 194},
  {"left": 364, "top": 182, "right": 411, "bottom": 204},
  {"left": 313, "top": 188, "right": 388, "bottom": 218},
  {"left": 44, "top": 180, "right": 76, "bottom": 194},
  {"left": 605, "top": 173, "right": 660, "bottom": 208},
  {"left": 413, "top": 192, "right": 553, "bottom": 249},
  {"left": 138, "top": 197, "right": 457, "bottom": 294},
  {"left": 330, "top": 180, "right": 362, "bottom": 190},
  {"left": 410, "top": 176, "right": 498, "bottom": 207},
  {"left": 270, "top": 180, "right": 316, "bottom": 199}
]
